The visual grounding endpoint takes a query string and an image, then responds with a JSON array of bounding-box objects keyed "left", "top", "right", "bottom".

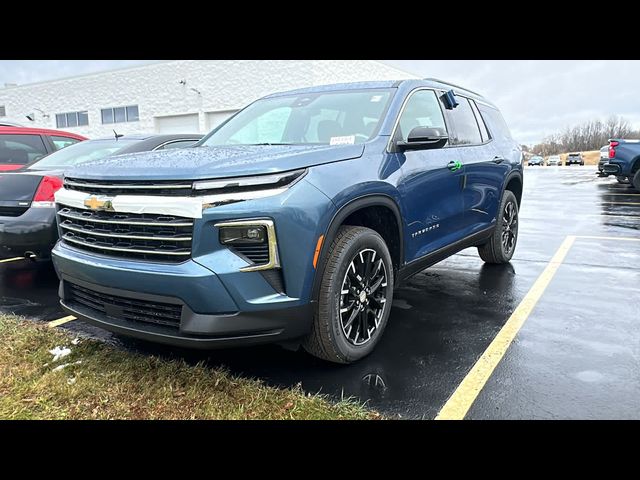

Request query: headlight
[{"left": 193, "top": 169, "right": 306, "bottom": 193}]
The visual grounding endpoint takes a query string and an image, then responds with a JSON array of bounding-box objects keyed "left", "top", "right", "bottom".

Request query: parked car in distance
[
  {"left": 52, "top": 79, "right": 523, "bottom": 364},
  {"left": 0, "top": 126, "right": 86, "bottom": 171},
  {"left": 597, "top": 145, "right": 609, "bottom": 174},
  {"left": 528, "top": 155, "right": 544, "bottom": 166},
  {"left": 547, "top": 155, "right": 561, "bottom": 166},
  {"left": 600, "top": 138, "right": 640, "bottom": 187},
  {"left": 0, "top": 133, "right": 202, "bottom": 261},
  {"left": 565, "top": 152, "right": 584, "bottom": 166}
]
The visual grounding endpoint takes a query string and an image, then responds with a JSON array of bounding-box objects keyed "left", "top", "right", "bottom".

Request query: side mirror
[{"left": 397, "top": 127, "right": 448, "bottom": 151}]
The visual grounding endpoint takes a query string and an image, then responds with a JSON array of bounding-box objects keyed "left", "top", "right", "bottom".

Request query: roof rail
[{"left": 423, "top": 78, "right": 483, "bottom": 97}]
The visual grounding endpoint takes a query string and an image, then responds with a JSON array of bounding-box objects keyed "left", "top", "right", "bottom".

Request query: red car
[{"left": 0, "top": 126, "right": 87, "bottom": 171}]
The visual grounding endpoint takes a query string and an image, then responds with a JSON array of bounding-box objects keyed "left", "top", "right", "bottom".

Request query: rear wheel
[
  {"left": 478, "top": 190, "right": 519, "bottom": 264},
  {"left": 303, "top": 226, "right": 394, "bottom": 364}
]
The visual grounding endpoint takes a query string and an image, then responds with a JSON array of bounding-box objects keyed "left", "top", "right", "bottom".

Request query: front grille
[
  {"left": 57, "top": 206, "right": 193, "bottom": 263},
  {"left": 67, "top": 282, "right": 182, "bottom": 328},
  {"left": 232, "top": 243, "right": 270, "bottom": 265},
  {"left": 64, "top": 177, "right": 194, "bottom": 196},
  {"left": 0, "top": 207, "right": 27, "bottom": 217}
]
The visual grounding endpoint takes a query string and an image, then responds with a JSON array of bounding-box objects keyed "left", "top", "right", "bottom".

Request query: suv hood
[{"left": 67, "top": 144, "right": 365, "bottom": 181}]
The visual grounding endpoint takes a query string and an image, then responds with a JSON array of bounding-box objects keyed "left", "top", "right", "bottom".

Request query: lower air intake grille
[
  {"left": 67, "top": 282, "right": 182, "bottom": 328},
  {"left": 232, "top": 244, "right": 270, "bottom": 265}
]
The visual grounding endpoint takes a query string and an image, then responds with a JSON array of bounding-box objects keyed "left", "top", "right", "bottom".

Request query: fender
[
  {"left": 501, "top": 169, "right": 523, "bottom": 207},
  {"left": 310, "top": 194, "right": 404, "bottom": 304}
]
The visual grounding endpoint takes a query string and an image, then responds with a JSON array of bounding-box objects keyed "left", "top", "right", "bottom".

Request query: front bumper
[
  {"left": 59, "top": 275, "right": 312, "bottom": 348},
  {"left": 52, "top": 237, "right": 315, "bottom": 348},
  {"left": 0, "top": 207, "right": 57, "bottom": 259}
]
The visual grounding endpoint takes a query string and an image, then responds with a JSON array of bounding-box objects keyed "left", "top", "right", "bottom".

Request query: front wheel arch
[{"left": 310, "top": 195, "right": 404, "bottom": 303}]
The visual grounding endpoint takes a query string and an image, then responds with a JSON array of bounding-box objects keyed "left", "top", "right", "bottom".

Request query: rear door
[
  {"left": 394, "top": 89, "right": 467, "bottom": 262},
  {"left": 0, "top": 134, "right": 48, "bottom": 170},
  {"left": 446, "top": 98, "right": 510, "bottom": 234}
]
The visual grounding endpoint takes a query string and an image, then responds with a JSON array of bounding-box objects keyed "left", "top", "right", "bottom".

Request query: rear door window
[
  {"left": 0, "top": 134, "right": 48, "bottom": 164},
  {"left": 50, "top": 135, "right": 82, "bottom": 151},
  {"left": 443, "top": 97, "right": 483, "bottom": 145},
  {"left": 469, "top": 100, "right": 490, "bottom": 142}
]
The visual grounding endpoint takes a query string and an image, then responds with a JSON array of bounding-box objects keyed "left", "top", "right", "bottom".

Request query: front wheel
[
  {"left": 302, "top": 226, "right": 394, "bottom": 364},
  {"left": 478, "top": 190, "right": 519, "bottom": 264},
  {"left": 633, "top": 170, "right": 640, "bottom": 191}
]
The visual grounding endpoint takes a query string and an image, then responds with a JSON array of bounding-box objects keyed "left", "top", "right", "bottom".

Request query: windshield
[
  {"left": 27, "top": 139, "right": 138, "bottom": 170},
  {"left": 200, "top": 89, "right": 394, "bottom": 147}
]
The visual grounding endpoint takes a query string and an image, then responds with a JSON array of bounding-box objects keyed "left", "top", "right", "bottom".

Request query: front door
[{"left": 394, "top": 89, "right": 467, "bottom": 263}]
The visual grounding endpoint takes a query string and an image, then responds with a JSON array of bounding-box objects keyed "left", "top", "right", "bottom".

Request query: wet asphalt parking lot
[{"left": 1, "top": 166, "right": 639, "bottom": 419}]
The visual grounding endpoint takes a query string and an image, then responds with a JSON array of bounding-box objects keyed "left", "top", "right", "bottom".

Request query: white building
[{"left": 0, "top": 60, "right": 417, "bottom": 138}]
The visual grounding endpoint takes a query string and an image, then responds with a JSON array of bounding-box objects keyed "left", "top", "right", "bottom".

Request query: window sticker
[{"left": 330, "top": 135, "right": 355, "bottom": 146}]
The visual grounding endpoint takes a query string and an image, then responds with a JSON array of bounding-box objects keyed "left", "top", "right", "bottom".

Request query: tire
[
  {"left": 477, "top": 190, "right": 519, "bottom": 264},
  {"left": 302, "top": 226, "right": 394, "bottom": 364},
  {"left": 633, "top": 170, "right": 640, "bottom": 191},
  {"left": 616, "top": 176, "right": 630, "bottom": 184}
]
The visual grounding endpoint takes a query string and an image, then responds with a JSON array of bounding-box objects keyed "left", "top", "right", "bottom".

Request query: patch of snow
[
  {"left": 49, "top": 346, "right": 71, "bottom": 362},
  {"left": 52, "top": 360, "right": 82, "bottom": 372},
  {"left": 67, "top": 377, "right": 77, "bottom": 385},
  {"left": 71, "top": 338, "right": 81, "bottom": 346}
]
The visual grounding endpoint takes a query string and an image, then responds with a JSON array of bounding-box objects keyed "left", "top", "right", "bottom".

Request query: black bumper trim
[
  {"left": 602, "top": 163, "right": 621, "bottom": 174},
  {"left": 59, "top": 275, "right": 313, "bottom": 349}
]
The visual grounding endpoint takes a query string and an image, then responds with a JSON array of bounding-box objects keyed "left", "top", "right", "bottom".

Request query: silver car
[{"left": 547, "top": 155, "right": 561, "bottom": 166}]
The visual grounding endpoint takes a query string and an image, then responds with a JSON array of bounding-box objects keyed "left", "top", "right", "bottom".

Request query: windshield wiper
[{"left": 245, "top": 143, "right": 295, "bottom": 146}]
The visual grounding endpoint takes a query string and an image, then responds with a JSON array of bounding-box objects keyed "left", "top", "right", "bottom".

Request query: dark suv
[{"left": 52, "top": 79, "right": 523, "bottom": 364}]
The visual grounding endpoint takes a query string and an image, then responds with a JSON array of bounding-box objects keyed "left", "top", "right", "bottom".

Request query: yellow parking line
[
  {"left": 602, "top": 193, "right": 640, "bottom": 196},
  {"left": 48, "top": 315, "right": 76, "bottom": 328},
  {"left": 577, "top": 235, "right": 640, "bottom": 242},
  {"left": 435, "top": 235, "right": 576, "bottom": 420},
  {"left": 600, "top": 201, "right": 640, "bottom": 205},
  {"left": 0, "top": 257, "right": 24, "bottom": 264}
]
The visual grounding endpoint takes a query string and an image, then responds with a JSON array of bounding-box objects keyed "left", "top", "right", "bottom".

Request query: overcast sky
[{"left": 1, "top": 60, "right": 638, "bottom": 145}]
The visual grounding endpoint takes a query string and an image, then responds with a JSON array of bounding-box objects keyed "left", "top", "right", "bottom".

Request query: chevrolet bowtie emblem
[{"left": 84, "top": 195, "right": 114, "bottom": 211}]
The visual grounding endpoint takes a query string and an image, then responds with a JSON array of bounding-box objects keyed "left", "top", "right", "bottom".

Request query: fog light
[{"left": 219, "top": 225, "right": 267, "bottom": 245}]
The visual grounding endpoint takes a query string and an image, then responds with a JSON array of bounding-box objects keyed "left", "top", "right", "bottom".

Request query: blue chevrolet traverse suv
[{"left": 52, "top": 79, "right": 523, "bottom": 364}]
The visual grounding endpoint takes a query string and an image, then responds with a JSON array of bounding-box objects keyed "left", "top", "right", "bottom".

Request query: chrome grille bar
[
  {"left": 62, "top": 234, "right": 191, "bottom": 256},
  {"left": 59, "top": 223, "right": 192, "bottom": 242},
  {"left": 65, "top": 180, "right": 191, "bottom": 190},
  {"left": 57, "top": 208, "right": 193, "bottom": 227}
]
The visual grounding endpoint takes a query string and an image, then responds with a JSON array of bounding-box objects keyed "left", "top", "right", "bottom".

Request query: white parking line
[{"left": 0, "top": 257, "right": 24, "bottom": 264}]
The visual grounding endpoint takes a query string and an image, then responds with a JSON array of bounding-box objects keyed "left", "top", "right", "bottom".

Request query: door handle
[
  {"left": 493, "top": 157, "right": 505, "bottom": 164},
  {"left": 447, "top": 160, "right": 463, "bottom": 172}
]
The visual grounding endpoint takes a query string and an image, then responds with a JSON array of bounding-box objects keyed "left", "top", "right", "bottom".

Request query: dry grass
[{"left": 0, "top": 314, "right": 377, "bottom": 420}]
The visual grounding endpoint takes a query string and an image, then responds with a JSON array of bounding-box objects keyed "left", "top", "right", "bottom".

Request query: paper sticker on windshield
[
  {"left": 370, "top": 95, "right": 383, "bottom": 102},
  {"left": 330, "top": 135, "right": 355, "bottom": 146}
]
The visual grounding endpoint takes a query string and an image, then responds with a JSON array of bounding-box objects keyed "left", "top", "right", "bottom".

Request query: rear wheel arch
[
  {"left": 503, "top": 171, "right": 523, "bottom": 208},
  {"left": 310, "top": 195, "right": 404, "bottom": 302}
]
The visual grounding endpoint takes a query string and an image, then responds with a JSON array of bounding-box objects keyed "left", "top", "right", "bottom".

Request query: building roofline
[{"left": 0, "top": 60, "right": 172, "bottom": 91}]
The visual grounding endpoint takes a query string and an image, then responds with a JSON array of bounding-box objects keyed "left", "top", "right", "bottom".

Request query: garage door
[
  {"left": 206, "top": 110, "right": 237, "bottom": 131},
  {"left": 154, "top": 114, "right": 199, "bottom": 134}
]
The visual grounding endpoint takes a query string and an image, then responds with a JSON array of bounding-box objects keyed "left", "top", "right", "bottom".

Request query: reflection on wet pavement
[{"left": 1, "top": 167, "right": 639, "bottom": 418}]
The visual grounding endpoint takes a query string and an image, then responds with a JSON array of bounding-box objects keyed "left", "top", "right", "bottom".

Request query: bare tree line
[{"left": 530, "top": 116, "right": 639, "bottom": 156}]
